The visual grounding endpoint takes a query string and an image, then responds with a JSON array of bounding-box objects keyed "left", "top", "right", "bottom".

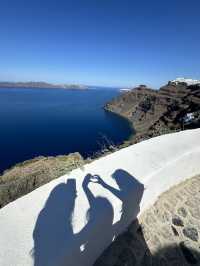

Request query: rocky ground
[
  {"left": 0, "top": 152, "right": 84, "bottom": 208},
  {"left": 95, "top": 175, "right": 200, "bottom": 266},
  {"left": 105, "top": 82, "right": 200, "bottom": 145}
]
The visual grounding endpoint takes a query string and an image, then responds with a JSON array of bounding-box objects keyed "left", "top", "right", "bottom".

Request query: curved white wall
[{"left": 0, "top": 129, "right": 200, "bottom": 266}]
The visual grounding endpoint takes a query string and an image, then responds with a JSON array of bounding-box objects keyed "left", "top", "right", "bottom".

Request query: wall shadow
[{"left": 32, "top": 169, "right": 144, "bottom": 266}]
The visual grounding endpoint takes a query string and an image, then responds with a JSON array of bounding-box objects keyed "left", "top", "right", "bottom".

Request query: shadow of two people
[
  {"left": 32, "top": 169, "right": 200, "bottom": 266},
  {"left": 32, "top": 169, "right": 144, "bottom": 266}
]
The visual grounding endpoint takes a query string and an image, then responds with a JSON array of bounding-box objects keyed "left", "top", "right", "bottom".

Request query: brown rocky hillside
[{"left": 105, "top": 82, "right": 200, "bottom": 143}]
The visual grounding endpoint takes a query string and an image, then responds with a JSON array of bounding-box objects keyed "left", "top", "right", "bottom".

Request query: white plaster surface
[{"left": 0, "top": 129, "right": 200, "bottom": 266}]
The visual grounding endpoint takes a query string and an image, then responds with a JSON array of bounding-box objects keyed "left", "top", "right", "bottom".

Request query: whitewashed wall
[{"left": 0, "top": 129, "right": 200, "bottom": 266}]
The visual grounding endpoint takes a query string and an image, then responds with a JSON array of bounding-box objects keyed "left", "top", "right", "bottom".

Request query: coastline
[
  {"left": 1, "top": 80, "right": 199, "bottom": 208},
  {"left": 104, "top": 102, "right": 184, "bottom": 147},
  {"left": 0, "top": 91, "right": 132, "bottom": 208},
  {"left": 104, "top": 108, "right": 135, "bottom": 143},
  {"left": 104, "top": 82, "right": 200, "bottom": 146},
  {"left": 0, "top": 81, "right": 88, "bottom": 90},
  {"left": 0, "top": 88, "right": 130, "bottom": 174}
]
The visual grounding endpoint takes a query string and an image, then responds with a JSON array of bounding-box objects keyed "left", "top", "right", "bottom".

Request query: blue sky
[{"left": 0, "top": 0, "right": 200, "bottom": 88}]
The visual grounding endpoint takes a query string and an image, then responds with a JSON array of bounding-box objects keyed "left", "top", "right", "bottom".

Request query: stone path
[{"left": 95, "top": 175, "right": 200, "bottom": 265}]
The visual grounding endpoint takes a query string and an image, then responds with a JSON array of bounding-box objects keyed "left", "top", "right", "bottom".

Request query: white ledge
[{"left": 0, "top": 129, "right": 200, "bottom": 266}]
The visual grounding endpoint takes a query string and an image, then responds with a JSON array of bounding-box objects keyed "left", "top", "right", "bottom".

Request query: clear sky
[{"left": 0, "top": 0, "right": 200, "bottom": 88}]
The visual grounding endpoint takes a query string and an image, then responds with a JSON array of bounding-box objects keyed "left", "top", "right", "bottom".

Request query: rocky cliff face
[{"left": 105, "top": 81, "right": 200, "bottom": 143}]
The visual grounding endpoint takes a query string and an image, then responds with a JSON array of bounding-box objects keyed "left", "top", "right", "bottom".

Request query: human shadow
[
  {"left": 32, "top": 169, "right": 144, "bottom": 266},
  {"left": 93, "top": 169, "right": 144, "bottom": 234},
  {"left": 75, "top": 174, "right": 115, "bottom": 265},
  {"left": 32, "top": 179, "right": 77, "bottom": 266}
]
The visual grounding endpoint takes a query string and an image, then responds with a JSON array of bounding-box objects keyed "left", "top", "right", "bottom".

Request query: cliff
[{"left": 105, "top": 80, "right": 200, "bottom": 143}]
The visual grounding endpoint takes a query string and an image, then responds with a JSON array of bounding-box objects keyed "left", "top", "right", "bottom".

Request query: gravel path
[{"left": 95, "top": 175, "right": 200, "bottom": 265}]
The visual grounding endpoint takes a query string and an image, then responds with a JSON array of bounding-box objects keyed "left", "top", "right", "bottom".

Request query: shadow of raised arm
[
  {"left": 93, "top": 174, "right": 122, "bottom": 200},
  {"left": 82, "top": 174, "right": 96, "bottom": 206},
  {"left": 78, "top": 173, "right": 115, "bottom": 265}
]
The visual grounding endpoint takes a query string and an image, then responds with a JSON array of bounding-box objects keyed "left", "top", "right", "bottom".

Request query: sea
[{"left": 0, "top": 87, "right": 132, "bottom": 173}]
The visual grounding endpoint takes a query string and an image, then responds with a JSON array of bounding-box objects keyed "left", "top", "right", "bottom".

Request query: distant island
[{"left": 0, "top": 81, "right": 88, "bottom": 90}]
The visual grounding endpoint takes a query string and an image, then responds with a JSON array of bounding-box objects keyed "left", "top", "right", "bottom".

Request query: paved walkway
[{"left": 95, "top": 175, "right": 200, "bottom": 266}]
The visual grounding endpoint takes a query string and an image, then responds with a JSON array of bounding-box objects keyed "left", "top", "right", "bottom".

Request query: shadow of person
[
  {"left": 32, "top": 179, "right": 77, "bottom": 266},
  {"left": 76, "top": 174, "right": 115, "bottom": 266},
  {"left": 79, "top": 170, "right": 144, "bottom": 265},
  {"left": 94, "top": 169, "right": 144, "bottom": 233}
]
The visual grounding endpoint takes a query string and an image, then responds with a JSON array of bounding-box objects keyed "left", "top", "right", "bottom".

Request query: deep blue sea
[{"left": 0, "top": 87, "right": 132, "bottom": 173}]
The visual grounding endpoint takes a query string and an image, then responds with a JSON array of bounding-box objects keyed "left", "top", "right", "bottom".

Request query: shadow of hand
[{"left": 92, "top": 175, "right": 106, "bottom": 186}]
